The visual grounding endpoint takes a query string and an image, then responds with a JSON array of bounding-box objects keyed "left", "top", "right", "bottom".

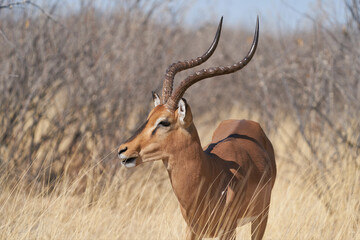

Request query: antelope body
[{"left": 117, "top": 17, "right": 276, "bottom": 240}]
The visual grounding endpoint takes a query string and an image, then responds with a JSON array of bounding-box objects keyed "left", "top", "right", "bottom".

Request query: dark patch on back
[
  {"left": 205, "top": 134, "right": 264, "bottom": 153},
  {"left": 125, "top": 120, "right": 148, "bottom": 142}
]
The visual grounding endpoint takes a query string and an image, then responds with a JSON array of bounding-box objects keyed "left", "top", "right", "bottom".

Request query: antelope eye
[{"left": 158, "top": 120, "right": 171, "bottom": 127}]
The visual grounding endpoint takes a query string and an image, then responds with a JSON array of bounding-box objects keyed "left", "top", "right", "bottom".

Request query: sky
[
  {"left": 46, "top": 0, "right": 349, "bottom": 32},
  {"left": 183, "top": 0, "right": 348, "bottom": 31}
]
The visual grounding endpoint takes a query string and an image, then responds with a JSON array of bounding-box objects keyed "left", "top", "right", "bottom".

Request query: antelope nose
[{"left": 118, "top": 147, "right": 128, "bottom": 156}]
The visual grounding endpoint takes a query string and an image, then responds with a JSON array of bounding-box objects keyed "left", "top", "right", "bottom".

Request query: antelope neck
[{"left": 163, "top": 124, "right": 221, "bottom": 210}]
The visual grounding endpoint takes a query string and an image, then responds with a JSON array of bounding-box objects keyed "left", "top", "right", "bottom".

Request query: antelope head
[{"left": 118, "top": 17, "right": 259, "bottom": 168}]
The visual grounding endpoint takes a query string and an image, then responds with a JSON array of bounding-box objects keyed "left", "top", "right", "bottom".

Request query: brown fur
[{"left": 118, "top": 102, "right": 276, "bottom": 240}]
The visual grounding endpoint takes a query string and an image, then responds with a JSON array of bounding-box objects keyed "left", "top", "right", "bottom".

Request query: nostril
[{"left": 118, "top": 147, "right": 128, "bottom": 155}]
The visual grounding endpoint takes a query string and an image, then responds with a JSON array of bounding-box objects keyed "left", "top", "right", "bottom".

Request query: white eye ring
[
  {"left": 158, "top": 120, "right": 171, "bottom": 127},
  {"left": 153, "top": 118, "right": 170, "bottom": 130}
]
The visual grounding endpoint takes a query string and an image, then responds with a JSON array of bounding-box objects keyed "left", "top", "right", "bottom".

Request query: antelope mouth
[{"left": 121, "top": 157, "right": 137, "bottom": 168}]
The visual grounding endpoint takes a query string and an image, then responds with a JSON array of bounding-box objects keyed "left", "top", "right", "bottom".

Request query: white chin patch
[{"left": 120, "top": 158, "right": 137, "bottom": 168}]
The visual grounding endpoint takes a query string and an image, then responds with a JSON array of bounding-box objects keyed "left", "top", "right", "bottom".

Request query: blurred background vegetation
[{"left": 0, "top": 0, "right": 359, "bottom": 239}]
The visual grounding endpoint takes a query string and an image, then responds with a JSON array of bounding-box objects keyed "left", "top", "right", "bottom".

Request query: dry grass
[{"left": 0, "top": 116, "right": 359, "bottom": 240}]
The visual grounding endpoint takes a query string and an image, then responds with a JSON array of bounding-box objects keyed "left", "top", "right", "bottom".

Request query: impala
[{"left": 117, "top": 17, "right": 276, "bottom": 240}]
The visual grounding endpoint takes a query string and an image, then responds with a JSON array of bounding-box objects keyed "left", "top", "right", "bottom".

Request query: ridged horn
[
  {"left": 166, "top": 16, "right": 259, "bottom": 112},
  {"left": 161, "top": 17, "right": 223, "bottom": 104}
]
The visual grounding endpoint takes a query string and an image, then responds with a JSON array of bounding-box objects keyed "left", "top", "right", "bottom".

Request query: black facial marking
[
  {"left": 125, "top": 120, "right": 148, "bottom": 142},
  {"left": 151, "top": 127, "right": 158, "bottom": 136}
]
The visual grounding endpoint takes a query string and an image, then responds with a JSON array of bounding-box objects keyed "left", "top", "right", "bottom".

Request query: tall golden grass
[{"left": 1, "top": 112, "right": 358, "bottom": 240}]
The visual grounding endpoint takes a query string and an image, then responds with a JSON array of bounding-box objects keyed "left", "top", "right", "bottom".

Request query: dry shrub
[{"left": 0, "top": 0, "right": 185, "bottom": 185}]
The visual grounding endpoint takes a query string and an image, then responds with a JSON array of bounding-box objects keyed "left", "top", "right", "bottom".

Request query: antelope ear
[
  {"left": 178, "top": 98, "right": 192, "bottom": 127},
  {"left": 152, "top": 91, "right": 161, "bottom": 107}
]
